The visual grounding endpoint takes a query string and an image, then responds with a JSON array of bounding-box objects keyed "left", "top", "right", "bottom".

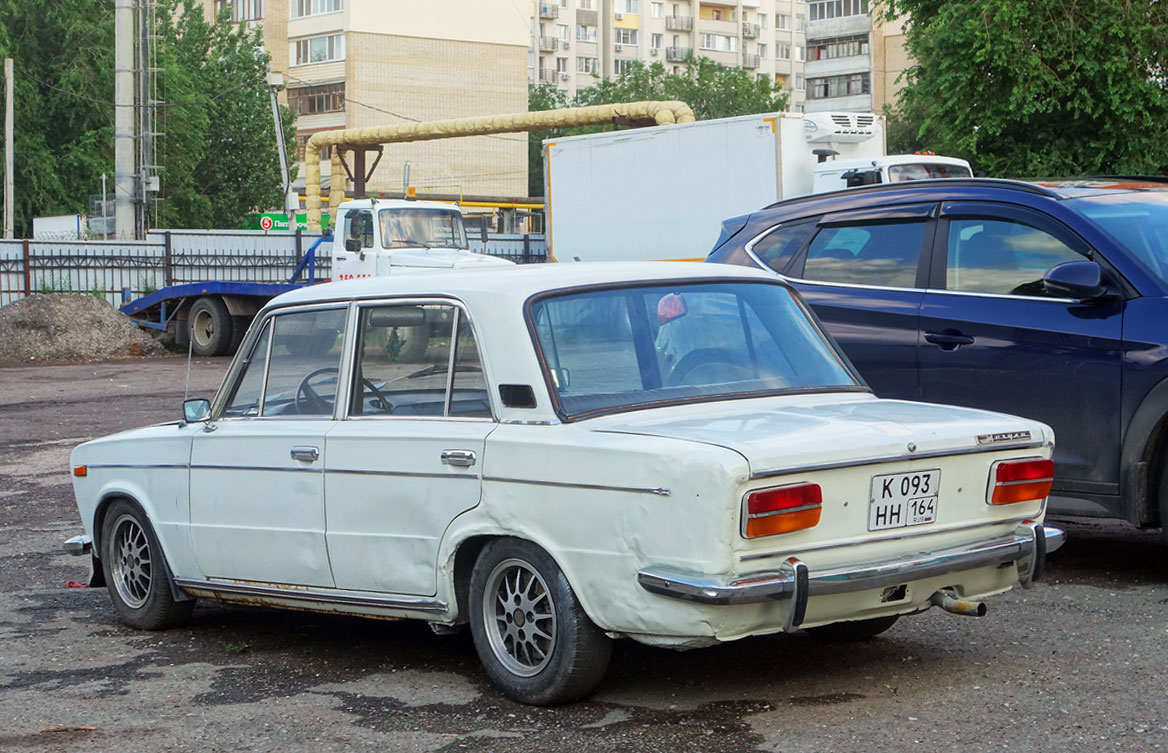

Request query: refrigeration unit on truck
[
  {"left": 122, "top": 199, "right": 511, "bottom": 356},
  {"left": 543, "top": 111, "right": 972, "bottom": 263}
]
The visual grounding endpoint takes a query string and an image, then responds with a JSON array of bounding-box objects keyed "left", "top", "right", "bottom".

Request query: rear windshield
[
  {"left": 529, "top": 281, "right": 860, "bottom": 419},
  {"left": 1068, "top": 192, "right": 1168, "bottom": 287},
  {"left": 887, "top": 162, "right": 972, "bottom": 181}
]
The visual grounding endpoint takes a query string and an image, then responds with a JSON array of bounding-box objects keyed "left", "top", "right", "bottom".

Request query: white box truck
[{"left": 543, "top": 111, "right": 971, "bottom": 263}]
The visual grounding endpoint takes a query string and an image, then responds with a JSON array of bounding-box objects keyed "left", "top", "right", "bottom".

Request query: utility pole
[
  {"left": 114, "top": 0, "right": 135, "bottom": 239},
  {"left": 4, "top": 58, "right": 13, "bottom": 240}
]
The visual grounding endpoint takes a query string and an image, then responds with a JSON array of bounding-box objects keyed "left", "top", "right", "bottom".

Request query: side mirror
[
  {"left": 183, "top": 398, "right": 211, "bottom": 423},
  {"left": 1043, "top": 261, "right": 1107, "bottom": 300},
  {"left": 344, "top": 238, "right": 361, "bottom": 253}
]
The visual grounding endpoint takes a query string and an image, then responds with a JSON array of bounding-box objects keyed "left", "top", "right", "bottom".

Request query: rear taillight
[
  {"left": 743, "top": 483, "right": 822, "bottom": 538},
  {"left": 988, "top": 458, "right": 1054, "bottom": 505}
]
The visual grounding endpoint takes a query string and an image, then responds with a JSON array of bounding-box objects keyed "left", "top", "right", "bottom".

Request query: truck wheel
[
  {"left": 468, "top": 538, "right": 612, "bottom": 705},
  {"left": 386, "top": 324, "right": 430, "bottom": 362},
  {"left": 188, "top": 297, "right": 233, "bottom": 357}
]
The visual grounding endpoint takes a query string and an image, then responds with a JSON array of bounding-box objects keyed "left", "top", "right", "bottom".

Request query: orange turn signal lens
[
  {"left": 743, "top": 483, "right": 822, "bottom": 538},
  {"left": 989, "top": 458, "right": 1053, "bottom": 505},
  {"left": 72, "top": 466, "right": 87, "bottom": 477}
]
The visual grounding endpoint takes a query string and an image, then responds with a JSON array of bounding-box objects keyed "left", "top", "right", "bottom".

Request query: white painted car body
[{"left": 69, "top": 262, "right": 1062, "bottom": 696}]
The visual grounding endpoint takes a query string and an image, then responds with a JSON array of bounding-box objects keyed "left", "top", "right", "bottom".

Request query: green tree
[
  {"left": 528, "top": 56, "right": 789, "bottom": 195},
  {"left": 0, "top": 0, "right": 295, "bottom": 236},
  {"left": 883, "top": 0, "right": 1168, "bottom": 177}
]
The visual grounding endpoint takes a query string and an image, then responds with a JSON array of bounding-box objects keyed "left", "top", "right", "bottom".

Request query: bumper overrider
[{"left": 637, "top": 521, "right": 1065, "bottom": 631}]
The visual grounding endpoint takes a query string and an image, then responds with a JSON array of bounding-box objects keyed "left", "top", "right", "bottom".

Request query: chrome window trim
[
  {"left": 190, "top": 464, "right": 323, "bottom": 474},
  {"left": 743, "top": 222, "right": 807, "bottom": 274},
  {"left": 344, "top": 296, "right": 500, "bottom": 423},
  {"left": 791, "top": 277, "right": 925, "bottom": 294},
  {"left": 484, "top": 475, "right": 670, "bottom": 497},
  {"left": 923, "top": 287, "right": 1078, "bottom": 304}
]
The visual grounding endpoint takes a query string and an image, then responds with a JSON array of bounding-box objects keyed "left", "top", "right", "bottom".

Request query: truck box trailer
[{"left": 543, "top": 111, "right": 971, "bottom": 263}]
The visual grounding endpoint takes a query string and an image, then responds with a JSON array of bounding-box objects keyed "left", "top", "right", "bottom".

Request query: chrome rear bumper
[
  {"left": 637, "top": 521, "right": 1064, "bottom": 630},
  {"left": 63, "top": 535, "right": 92, "bottom": 556}
]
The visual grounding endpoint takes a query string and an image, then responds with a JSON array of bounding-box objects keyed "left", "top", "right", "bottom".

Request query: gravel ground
[
  {"left": 0, "top": 294, "right": 165, "bottom": 363},
  {"left": 0, "top": 357, "right": 1166, "bottom": 753}
]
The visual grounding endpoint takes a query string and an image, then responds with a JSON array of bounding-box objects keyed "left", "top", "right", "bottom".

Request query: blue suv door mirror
[{"left": 1043, "top": 261, "right": 1107, "bottom": 300}]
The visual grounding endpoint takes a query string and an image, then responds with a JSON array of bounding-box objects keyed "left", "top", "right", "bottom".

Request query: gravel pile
[{"left": 0, "top": 294, "right": 165, "bottom": 363}]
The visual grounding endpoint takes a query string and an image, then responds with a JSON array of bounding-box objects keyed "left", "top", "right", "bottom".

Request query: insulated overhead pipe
[{"left": 301, "top": 100, "right": 697, "bottom": 231}]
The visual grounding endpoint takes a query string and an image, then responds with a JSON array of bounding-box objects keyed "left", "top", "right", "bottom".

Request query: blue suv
[{"left": 707, "top": 178, "right": 1168, "bottom": 538}]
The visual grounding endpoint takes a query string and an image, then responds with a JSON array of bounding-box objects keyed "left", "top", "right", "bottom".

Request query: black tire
[
  {"left": 1159, "top": 462, "right": 1168, "bottom": 547},
  {"left": 468, "top": 538, "right": 612, "bottom": 705},
  {"left": 804, "top": 615, "right": 899, "bottom": 642},
  {"left": 188, "top": 297, "right": 233, "bottom": 357},
  {"left": 99, "top": 499, "right": 195, "bottom": 630}
]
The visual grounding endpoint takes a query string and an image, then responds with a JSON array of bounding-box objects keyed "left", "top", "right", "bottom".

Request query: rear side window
[
  {"left": 749, "top": 222, "right": 817, "bottom": 273},
  {"left": 800, "top": 221, "right": 926, "bottom": 287}
]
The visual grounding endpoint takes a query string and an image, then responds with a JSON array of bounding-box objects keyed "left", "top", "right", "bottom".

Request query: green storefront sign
[{"left": 245, "top": 212, "right": 332, "bottom": 233}]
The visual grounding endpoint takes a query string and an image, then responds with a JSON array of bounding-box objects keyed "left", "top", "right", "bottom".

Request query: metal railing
[
  {"left": 538, "top": 3, "right": 559, "bottom": 19},
  {"left": 742, "top": 53, "right": 761, "bottom": 69},
  {"left": 665, "top": 15, "right": 693, "bottom": 31},
  {"left": 665, "top": 46, "right": 692, "bottom": 62},
  {"left": 538, "top": 35, "right": 559, "bottom": 52},
  {"left": 743, "top": 22, "right": 761, "bottom": 38}
]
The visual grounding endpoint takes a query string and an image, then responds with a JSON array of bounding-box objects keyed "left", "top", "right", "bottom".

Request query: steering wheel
[
  {"left": 295, "top": 367, "right": 339, "bottom": 415},
  {"left": 359, "top": 377, "right": 394, "bottom": 415}
]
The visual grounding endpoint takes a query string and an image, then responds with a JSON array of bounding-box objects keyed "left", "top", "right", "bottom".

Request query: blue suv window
[
  {"left": 946, "top": 218, "right": 1084, "bottom": 296},
  {"left": 802, "top": 221, "right": 926, "bottom": 287}
]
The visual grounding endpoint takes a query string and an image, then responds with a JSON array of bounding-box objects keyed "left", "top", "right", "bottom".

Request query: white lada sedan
[{"left": 66, "top": 262, "right": 1064, "bottom": 705}]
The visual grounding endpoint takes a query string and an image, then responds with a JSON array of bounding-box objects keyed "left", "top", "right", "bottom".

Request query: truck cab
[
  {"left": 811, "top": 155, "right": 973, "bottom": 194},
  {"left": 331, "top": 198, "right": 512, "bottom": 280}
]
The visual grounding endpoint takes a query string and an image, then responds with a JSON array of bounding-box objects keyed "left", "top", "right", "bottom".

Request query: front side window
[
  {"left": 344, "top": 209, "right": 374, "bottom": 249},
  {"left": 530, "top": 282, "right": 858, "bottom": 419},
  {"left": 224, "top": 321, "right": 271, "bottom": 417},
  {"left": 378, "top": 208, "right": 469, "bottom": 250},
  {"left": 801, "top": 221, "right": 926, "bottom": 287},
  {"left": 351, "top": 304, "right": 491, "bottom": 418},
  {"left": 946, "top": 218, "right": 1084, "bottom": 296}
]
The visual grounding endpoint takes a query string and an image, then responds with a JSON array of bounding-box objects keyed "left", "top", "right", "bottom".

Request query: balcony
[
  {"left": 538, "top": 68, "right": 558, "bottom": 84},
  {"left": 742, "top": 53, "right": 760, "bottom": 69},
  {"left": 742, "top": 22, "right": 760, "bottom": 38},
  {"left": 665, "top": 46, "right": 692, "bottom": 62},
  {"left": 538, "top": 3, "right": 559, "bottom": 19},
  {"left": 538, "top": 36, "right": 558, "bottom": 52},
  {"left": 665, "top": 15, "right": 693, "bottom": 31}
]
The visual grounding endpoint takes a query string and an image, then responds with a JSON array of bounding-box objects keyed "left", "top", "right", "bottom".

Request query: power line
[{"left": 14, "top": 63, "right": 264, "bottom": 108}]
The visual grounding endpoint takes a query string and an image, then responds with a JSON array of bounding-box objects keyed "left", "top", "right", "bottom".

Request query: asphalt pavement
[{"left": 1, "top": 357, "right": 1165, "bottom": 752}]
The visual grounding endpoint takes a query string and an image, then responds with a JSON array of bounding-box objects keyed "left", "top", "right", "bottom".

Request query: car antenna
[{"left": 183, "top": 332, "right": 194, "bottom": 408}]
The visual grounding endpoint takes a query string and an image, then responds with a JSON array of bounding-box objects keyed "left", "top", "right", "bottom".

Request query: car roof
[
  {"left": 758, "top": 177, "right": 1168, "bottom": 214},
  {"left": 268, "top": 261, "right": 779, "bottom": 309}
]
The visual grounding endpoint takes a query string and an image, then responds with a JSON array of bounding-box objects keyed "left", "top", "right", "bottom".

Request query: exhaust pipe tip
[{"left": 930, "top": 589, "right": 987, "bottom": 617}]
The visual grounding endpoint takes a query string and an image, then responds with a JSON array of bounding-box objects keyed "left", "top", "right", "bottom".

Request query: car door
[
  {"left": 324, "top": 300, "right": 495, "bottom": 596},
  {"left": 189, "top": 305, "right": 348, "bottom": 588},
  {"left": 918, "top": 201, "right": 1125, "bottom": 494},
  {"left": 778, "top": 203, "right": 938, "bottom": 399}
]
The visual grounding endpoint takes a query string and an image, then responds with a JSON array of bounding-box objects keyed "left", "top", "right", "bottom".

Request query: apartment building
[
  {"left": 205, "top": 0, "right": 530, "bottom": 199},
  {"left": 532, "top": 0, "right": 911, "bottom": 114}
]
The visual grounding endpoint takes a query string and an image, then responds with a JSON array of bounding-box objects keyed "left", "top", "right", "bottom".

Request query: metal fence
[{"left": 0, "top": 231, "right": 548, "bottom": 308}]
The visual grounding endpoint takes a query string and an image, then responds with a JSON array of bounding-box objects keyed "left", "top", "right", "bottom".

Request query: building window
[
  {"left": 577, "top": 24, "right": 598, "bottom": 41},
  {"left": 287, "top": 82, "right": 345, "bottom": 115},
  {"left": 557, "top": 23, "right": 570, "bottom": 40},
  {"left": 615, "top": 59, "right": 635, "bottom": 76},
  {"left": 529, "top": 50, "right": 535, "bottom": 68},
  {"left": 216, "top": 0, "right": 263, "bottom": 21},
  {"left": 809, "top": 34, "right": 870, "bottom": 60},
  {"left": 296, "top": 135, "right": 333, "bottom": 161},
  {"left": 617, "top": 0, "right": 639, "bottom": 13},
  {"left": 291, "top": 0, "right": 341, "bottom": 18},
  {"left": 777, "top": 13, "right": 791, "bottom": 30},
  {"left": 759, "top": 13, "right": 767, "bottom": 27},
  {"left": 556, "top": 57, "right": 570, "bottom": 72},
  {"left": 578, "top": 0, "right": 594, "bottom": 8},
  {"left": 777, "top": 42, "right": 791, "bottom": 59},
  {"left": 796, "top": 13, "right": 806, "bottom": 31},
  {"left": 796, "top": 73, "right": 805, "bottom": 91},
  {"left": 806, "top": 72, "right": 869, "bottom": 99},
  {"left": 700, "top": 33, "right": 737, "bottom": 52},
  {"left": 651, "top": 32, "right": 662, "bottom": 49},
  {"left": 577, "top": 56, "right": 598, "bottom": 74},
  {"left": 293, "top": 33, "right": 345, "bottom": 65},
  {"left": 651, "top": 2, "right": 663, "bottom": 17},
  {"left": 796, "top": 45, "right": 805, "bottom": 61},
  {"left": 758, "top": 43, "right": 767, "bottom": 58},
  {"left": 615, "top": 28, "right": 639, "bottom": 45},
  {"left": 808, "top": 0, "right": 870, "bottom": 21}
]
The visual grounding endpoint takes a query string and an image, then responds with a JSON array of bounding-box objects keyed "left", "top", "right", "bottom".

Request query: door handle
[
  {"left": 441, "top": 449, "right": 477, "bottom": 468},
  {"left": 924, "top": 331, "right": 975, "bottom": 349},
  {"left": 290, "top": 446, "right": 320, "bottom": 462}
]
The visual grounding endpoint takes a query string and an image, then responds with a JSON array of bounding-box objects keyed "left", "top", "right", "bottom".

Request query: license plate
[{"left": 868, "top": 470, "right": 940, "bottom": 531}]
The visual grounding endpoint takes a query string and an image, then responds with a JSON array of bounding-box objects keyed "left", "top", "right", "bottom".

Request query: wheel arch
[
  {"left": 1120, "top": 376, "right": 1168, "bottom": 527},
  {"left": 92, "top": 490, "right": 193, "bottom": 603}
]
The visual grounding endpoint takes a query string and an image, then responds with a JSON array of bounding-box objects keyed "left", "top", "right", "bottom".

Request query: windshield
[
  {"left": 378, "top": 208, "right": 468, "bottom": 250},
  {"left": 1069, "top": 192, "right": 1168, "bottom": 287},
  {"left": 887, "top": 162, "right": 972, "bottom": 181},
  {"left": 529, "top": 281, "right": 860, "bottom": 419}
]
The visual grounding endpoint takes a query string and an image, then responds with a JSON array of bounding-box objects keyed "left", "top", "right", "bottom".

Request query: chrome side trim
[
  {"left": 190, "top": 464, "right": 323, "bottom": 474},
  {"left": 330, "top": 467, "right": 479, "bottom": 481},
  {"left": 638, "top": 524, "right": 1065, "bottom": 612},
  {"left": 63, "top": 535, "right": 92, "bottom": 556},
  {"left": 483, "top": 476, "right": 670, "bottom": 497},
  {"left": 173, "top": 578, "right": 448, "bottom": 615},
  {"left": 750, "top": 440, "right": 1048, "bottom": 480},
  {"left": 85, "top": 463, "right": 188, "bottom": 470}
]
